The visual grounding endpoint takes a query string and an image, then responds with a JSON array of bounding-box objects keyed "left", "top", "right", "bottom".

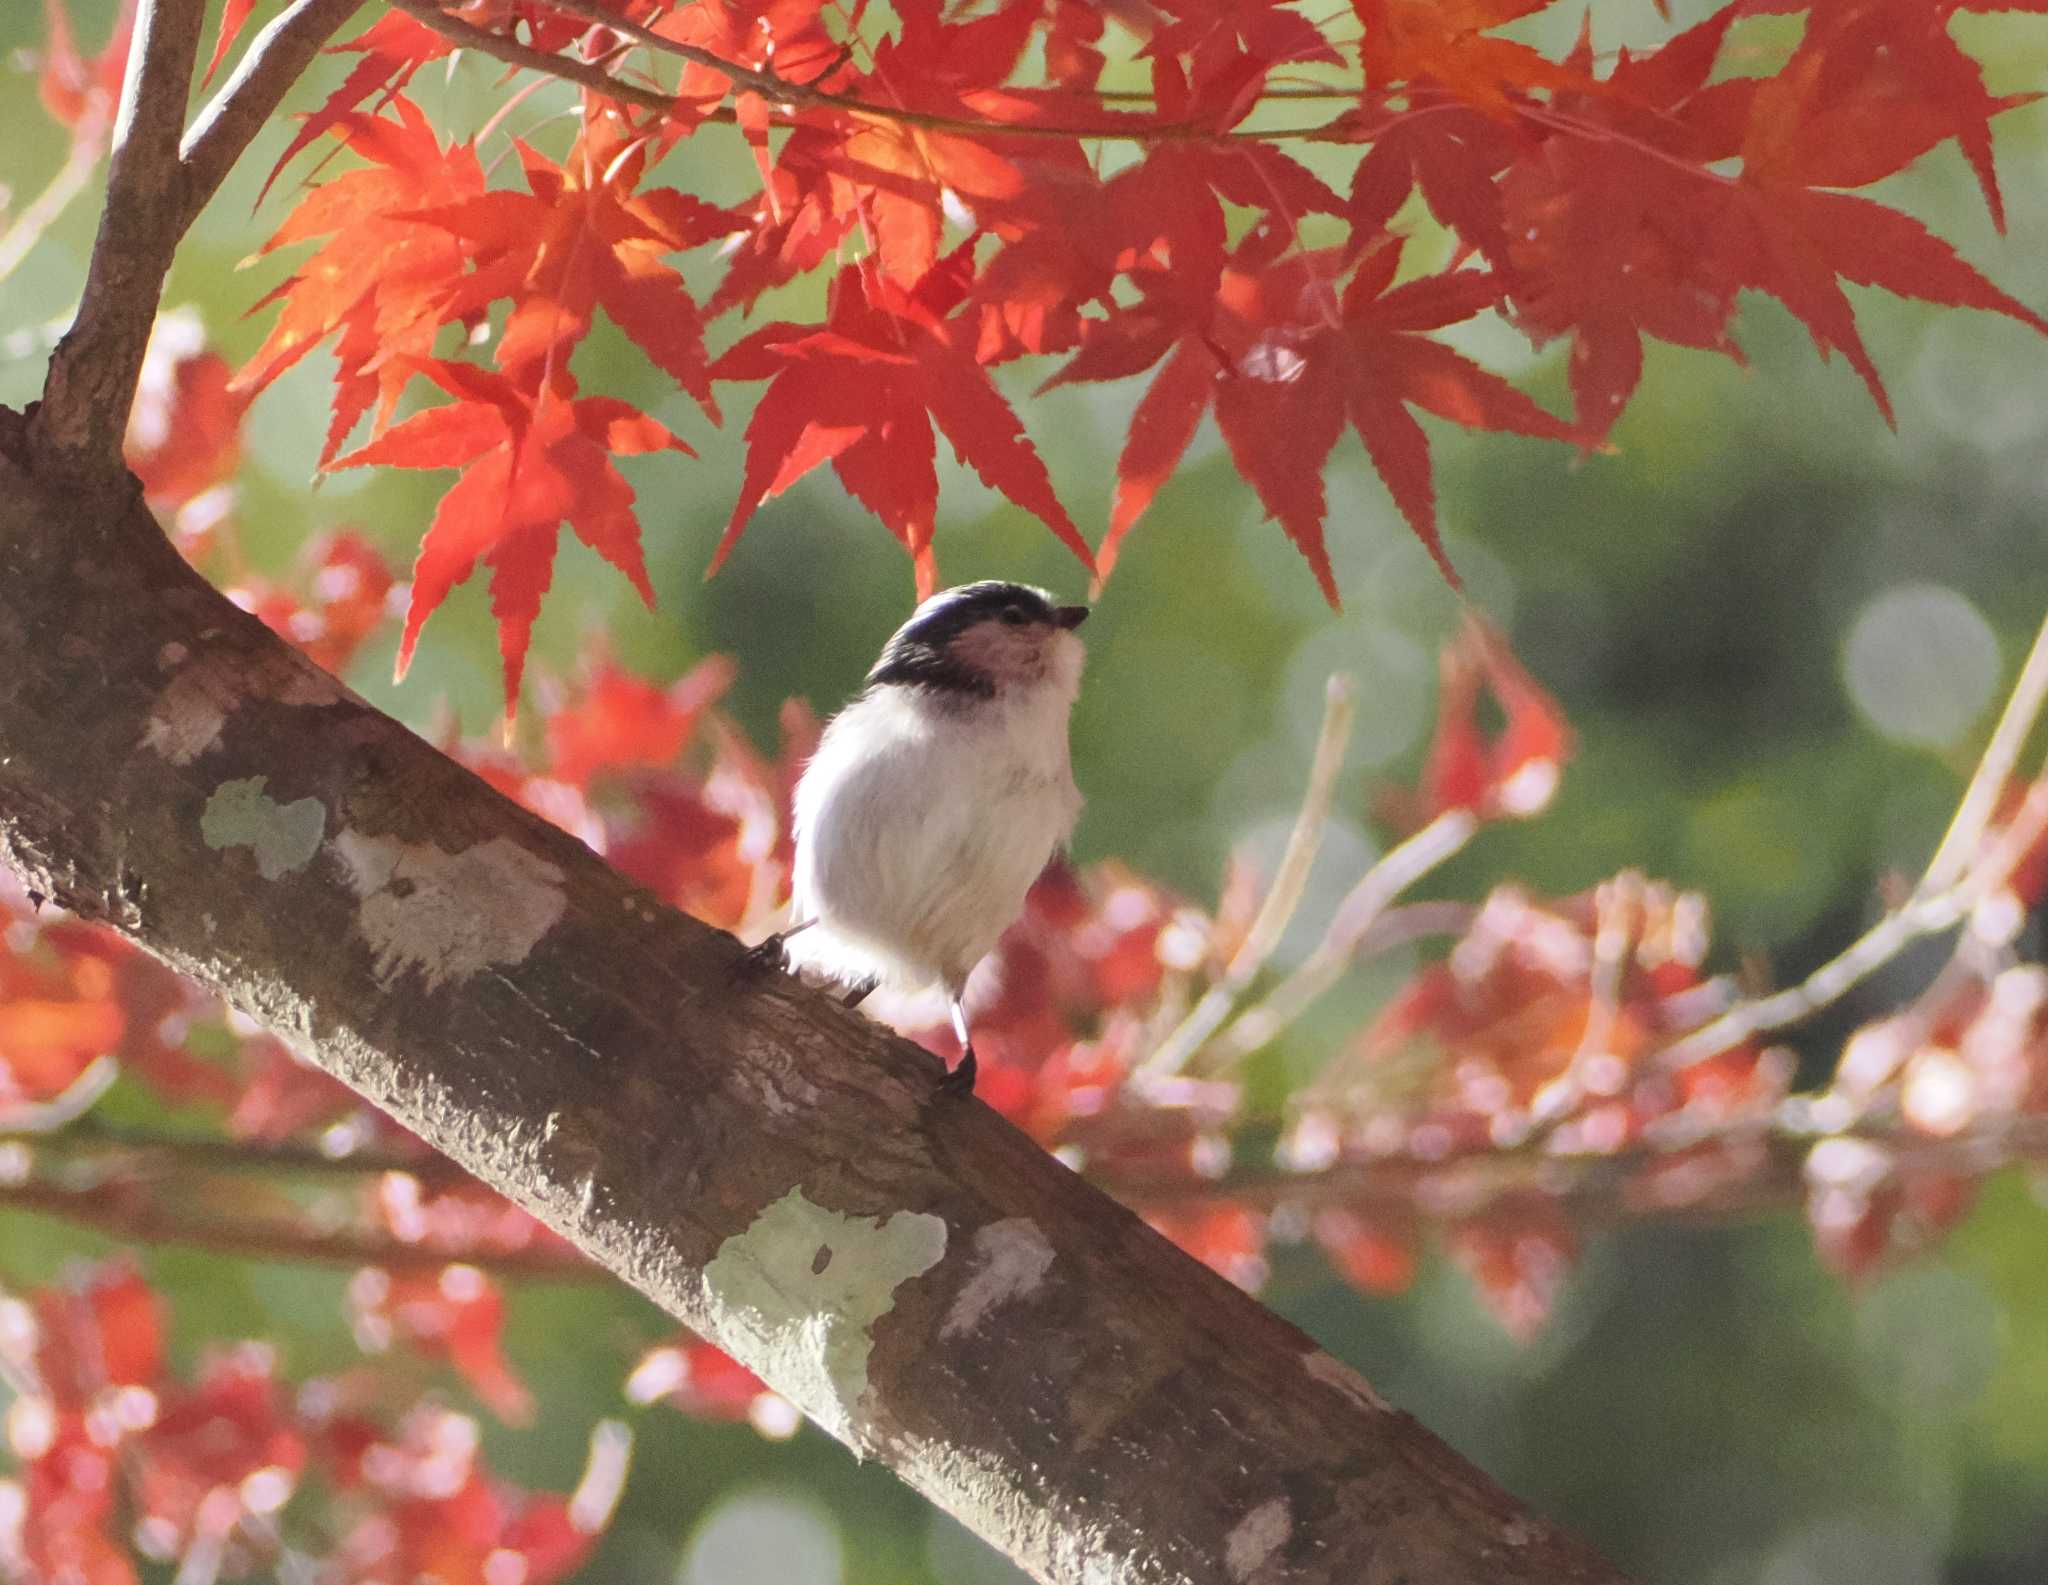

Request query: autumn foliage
[
  {"left": 127, "top": 0, "right": 2044, "bottom": 712},
  {"left": 11, "top": 345, "right": 2048, "bottom": 1566},
  {"left": 10, "top": 0, "right": 2048, "bottom": 1576}
]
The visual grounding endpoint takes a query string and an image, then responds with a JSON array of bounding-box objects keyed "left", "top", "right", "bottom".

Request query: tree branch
[
  {"left": 180, "top": 0, "right": 368, "bottom": 226},
  {"left": 0, "top": 1177, "right": 601, "bottom": 1280},
  {"left": 0, "top": 425, "right": 1630, "bottom": 1584},
  {"left": 32, "top": 0, "right": 207, "bottom": 479},
  {"left": 387, "top": 0, "right": 1328, "bottom": 143},
  {"left": 385, "top": 0, "right": 683, "bottom": 114}
]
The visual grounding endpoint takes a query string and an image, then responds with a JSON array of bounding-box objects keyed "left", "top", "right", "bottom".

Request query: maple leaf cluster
[
  {"left": 0, "top": 1261, "right": 629, "bottom": 1585},
  {"left": 12, "top": 343, "right": 2048, "bottom": 1405},
  {"left": 128, "top": 0, "right": 2041, "bottom": 715}
]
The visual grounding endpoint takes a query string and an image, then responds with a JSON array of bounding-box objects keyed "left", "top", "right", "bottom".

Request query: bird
[{"left": 753, "top": 580, "right": 1089, "bottom": 1095}]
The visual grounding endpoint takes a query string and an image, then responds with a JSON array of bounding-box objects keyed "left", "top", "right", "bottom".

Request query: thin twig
[
  {"left": 1205, "top": 807, "right": 1481, "bottom": 1069},
  {"left": 385, "top": 0, "right": 681, "bottom": 112},
  {"left": 1655, "top": 757, "right": 2048, "bottom": 1074},
  {"left": 1923, "top": 607, "right": 2048, "bottom": 895},
  {"left": 32, "top": 0, "right": 208, "bottom": 476},
  {"left": 8, "top": 1119, "right": 466, "bottom": 1182},
  {"left": 180, "top": 0, "right": 368, "bottom": 226},
  {"left": 534, "top": 0, "right": 831, "bottom": 104},
  {"left": 1526, "top": 874, "right": 1637, "bottom": 1131},
  {"left": 1105, "top": 1114, "right": 2048, "bottom": 1222},
  {"left": 1134, "top": 675, "right": 1357, "bottom": 1084},
  {"left": 0, "top": 1178, "right": 603, "bottom": 1279},
  {"left": 0, "top": 118, "right": 113, "bottom": 288},
  {"left": 399, "top": 0, "right": 1332, "bottom": 143}
]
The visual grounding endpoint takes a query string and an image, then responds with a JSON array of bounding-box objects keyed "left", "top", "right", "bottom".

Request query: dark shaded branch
[
  {"left": 0, "top": 416, "right": 1630, "bottom": 1584},
  {"left": 0, "top": 1179, "right": 601, "bottom": 1280},
  {"left": 32, "top": 0, "right": 207, "bottom": 477},
  {"left": 384, "top": 0, "right": 682, "bottom": 113},
  {"left": 181, "top": 0, "right": 369, "bottom": 226}
]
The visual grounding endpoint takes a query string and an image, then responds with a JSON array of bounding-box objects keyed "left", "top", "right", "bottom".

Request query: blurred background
[{"left": 5, "top": 1, "right": 2048, "bottom": 1581}]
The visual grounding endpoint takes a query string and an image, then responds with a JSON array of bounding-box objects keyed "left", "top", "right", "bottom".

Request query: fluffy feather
[{"left": 785, "top": 587, "right": 1085, "bottom": 1000}]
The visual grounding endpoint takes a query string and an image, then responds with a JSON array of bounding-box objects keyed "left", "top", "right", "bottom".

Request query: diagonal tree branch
[
  {"left": 0, "top": 403, "right": 1630, "bottom": 1583},
  {"left": 180, "top": 0, "right": 368, "bottom": 226},
  {"left": 32, "top": 0, "right": 207, "bottom": 478},
  {"left": 384, "top": 0, "right": 683, "bottom": 113}
]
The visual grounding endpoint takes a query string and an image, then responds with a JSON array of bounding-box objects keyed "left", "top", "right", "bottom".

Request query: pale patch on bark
[
  {"left": 941, "top": 1217, "right": 1055, "bottom": 1340},
  {"left": 702, "top": 1187, "right": 946, "bottom": 1451},
  {"left": 1303, "top": 1349, "right": 1390, "bottom": 1413},
  {"left": 200, "top": 777, "right": 325, "bottom": 879},
  {"left": 1226, "top": 1497, "right": 1292, "bottom": 1581},
  {"left": 143, "top": 645, "right": 343, "bottom": 765},
  {"left": 329, "top": 829, "right": 566, "bottom": 992}
]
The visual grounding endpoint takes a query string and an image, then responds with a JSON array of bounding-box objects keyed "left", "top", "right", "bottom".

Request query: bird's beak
[{"left": 1055, "top": 605, "right": 1089, "bottom": 630}]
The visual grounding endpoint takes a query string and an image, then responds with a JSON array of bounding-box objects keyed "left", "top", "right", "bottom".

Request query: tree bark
[{"left": 0, "top": 409, "right": 1630, "bottom": 1584}]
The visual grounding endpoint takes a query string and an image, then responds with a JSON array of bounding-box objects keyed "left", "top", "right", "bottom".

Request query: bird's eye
[{"left": 999, "top": 608, "right": 1030, "bottom": 626}]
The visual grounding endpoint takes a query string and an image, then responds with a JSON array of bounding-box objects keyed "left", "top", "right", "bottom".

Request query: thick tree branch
[
  {"left": 0, "top": 413, "right": 1628, "bottom": 1582},
  {"left": 180, "top": 0, "right": 368, "bottom": 225},
  {"left": 32, "top": 0, "right": 206, "bottom": 478}
]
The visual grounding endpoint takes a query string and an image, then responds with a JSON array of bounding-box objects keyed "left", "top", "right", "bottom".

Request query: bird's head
[{"left": 868, "top": 581, "right": 1089, "bottom": 702}]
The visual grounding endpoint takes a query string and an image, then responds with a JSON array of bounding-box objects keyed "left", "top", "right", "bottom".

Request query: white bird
[{"left": 758, "top": 580, "right": 1089, "bottom": 1094}]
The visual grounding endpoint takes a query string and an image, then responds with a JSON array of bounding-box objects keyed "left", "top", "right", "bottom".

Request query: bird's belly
[{"left": 794, "top": 741, "right": 1073, "bottom": 991}]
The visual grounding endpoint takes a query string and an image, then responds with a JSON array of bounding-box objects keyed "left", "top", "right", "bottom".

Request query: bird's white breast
[{"left": 787, "top": 681, "right": 1081, "bottom": 994}]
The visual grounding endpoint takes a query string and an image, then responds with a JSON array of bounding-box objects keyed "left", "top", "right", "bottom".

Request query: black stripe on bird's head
[{"left": 868, "top": 581, "right": 1089, "bottom": 698}]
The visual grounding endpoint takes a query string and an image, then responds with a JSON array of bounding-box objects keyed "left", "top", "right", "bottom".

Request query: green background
[{"left": 4, "top": 1, "right": 2048, "bottom": 1580}]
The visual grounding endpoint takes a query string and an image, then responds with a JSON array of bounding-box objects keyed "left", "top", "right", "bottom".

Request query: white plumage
[{"left": 776, "top": 581, "right": 1088, "bottom": 1092}]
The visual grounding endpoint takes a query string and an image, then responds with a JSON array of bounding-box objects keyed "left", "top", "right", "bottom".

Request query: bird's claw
[
  {"left": 935, "top": 1046, "right": 978, "bottom": 1098},
  {"left": 738, "top": 932, "right": 791, "bottom": 977}
]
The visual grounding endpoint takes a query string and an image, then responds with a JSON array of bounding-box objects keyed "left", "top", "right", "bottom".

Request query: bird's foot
[
  {"left": 737, "top": 932, "right": 792, "bottom": 978},
  {"left": 935, "top": 1045, "right": 978, "bottom": 1098},
  {"left": 842, "top": 976, "right": 880, "bottom": 1009}
]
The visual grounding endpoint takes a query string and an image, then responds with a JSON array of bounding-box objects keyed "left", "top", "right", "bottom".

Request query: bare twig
[
  {"left": 32, "top": 0, "right": 207, "bottom": 477},
  {"left": 1108, "top": 1115, "right": 2048, "bottom": 1222},
  {"left": 7, "top": 1119, "right": 466, "bottom": 1182},
  {"left": 1656, "top": 761, "right": 2048, "bottom": 1075},
  {"left": 180, "top": 0, "right": 368, "bottom": 226},
  {"left": 384, "top": 0, "right": 682, "bottom": 113},
  {"left": 1205, "top": 808, "right": 1480, "bottom": 1069},
  {"left": 380, "top": 0, "right": 675, "bottom": 110},
  {"left": 0, "top": 1177, "right": 602, "bottom": 1279},
  {"left": 1134, "top": 675, "right": 1357, "bottom": 1084},
  {"left": 534, "top": 0, "right": 834, "bottom": 104},
  {"left": 1525, "top": 874, "right": 1639, "bottom": 1131},
  {"left": 0, "top": 118, "right": 113, "bottom": 288},
  {"left": 1924, "top": 607, "right": 2048, "bottom": 894},
  {"left": 396, "top": 0, "right": 1328, "bottom": 143}
]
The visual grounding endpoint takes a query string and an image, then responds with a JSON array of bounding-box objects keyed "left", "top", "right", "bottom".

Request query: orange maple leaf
[
  {"left": 329, "top": 362, "right": 692, "bottom": 717},
  {"left": 408, "top": 111, "right": 745, "bottom": 418},
  {"left": 237, "top": 97, "right": 486, "bottom": 466}
]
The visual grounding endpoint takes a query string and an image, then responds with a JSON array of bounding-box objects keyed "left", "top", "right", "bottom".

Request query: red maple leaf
[
  {"left": 711, "top": 253, "right": 1094, "bottom": 593},
  {"left": 202, "top": 0, "right": 261, "bottom": 83},
  {"left": 1061, "top": 232, "right": 1575, "bottom": 594},
  {"left": 542, "top": 653, "right": 736, "bottom": 788},
  {"left": 1353, "top": 0, "right": 1589, "bottom": 116},
  {"left": 1414, "top": 614, "right": 1572, "bottom": 823},
  {"left": 237, "top": 97, "right": 487, "bottom": 465},
  {"left": 259, "top": 11, "right": 453, "bottom": 200},
  {"left": 329, "top": 361, "right": 692, "bottom": 715},
  {"left": 37, "top": 0, "right": 133, "bottom": 134},
  {"left": 1502, "top": 3, "right": 2047, "bottom": 436},
  {"left": 409, "top": 109, "right": 745, "bottom": 416}
]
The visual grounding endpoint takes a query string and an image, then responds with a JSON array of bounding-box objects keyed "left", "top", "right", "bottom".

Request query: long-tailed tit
[{"left": 757, "top": 581, "right": 1089, "bottom": 1094}]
